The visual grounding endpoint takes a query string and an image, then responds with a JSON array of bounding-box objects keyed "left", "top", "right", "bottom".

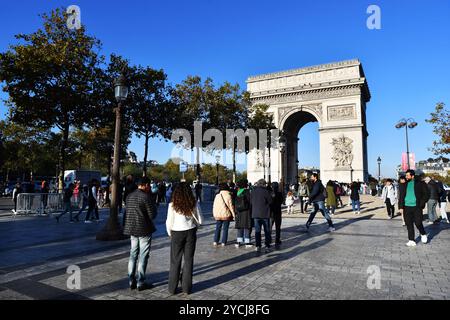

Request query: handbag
[
  {"left": 192, "top": 208, "right": 201, "bottom": 227},
  {"left": 220, "top": 193, "right": 234, "bottom": 220}
]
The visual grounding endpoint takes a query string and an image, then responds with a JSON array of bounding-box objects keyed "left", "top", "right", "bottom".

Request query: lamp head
[{"left": 114, "top": 74, "right": 129, "bottom": 103}]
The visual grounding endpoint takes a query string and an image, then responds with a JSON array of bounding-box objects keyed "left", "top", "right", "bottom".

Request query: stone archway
[{"left": 246, "top": 59, "right": 371, "bottom": 185}]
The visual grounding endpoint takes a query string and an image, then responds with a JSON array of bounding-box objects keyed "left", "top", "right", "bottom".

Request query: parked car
[{"left": 2, "top": 182, "right": 15, "bottom": 197}]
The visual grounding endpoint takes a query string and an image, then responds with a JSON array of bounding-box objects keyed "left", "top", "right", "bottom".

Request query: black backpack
[{"left": 235, "top": 192, "right": 250, "bottom": 212}]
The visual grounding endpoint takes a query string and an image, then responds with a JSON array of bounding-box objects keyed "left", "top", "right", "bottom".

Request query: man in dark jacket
[
  {"left": 398, "top": 170, "right": 430, "bottom": 247},
  {"left": 306, "top": 173, "right": 335, "bottom": 232},
  {"left": 194, "top": 181, "right": 202, "bottom": 203},
  {"left": 270, "top": 182, "right": 284, "bottom": 247},
  {"left": 124, "top": 177, "right": 157, "bottom": 291},
  {"left": 123, "top": 175, "right": 138, "bottom": 227},
  {"left": 436, "top": 180, "right": 448, "bottom": 223},
  {"left": 424, "top": 177, "right": 440, "bottom": 224},
  {"left": 250, "top": 179, "right": 273, "bottom": 253},
  {"left": 56, "top": 183, "right": 74, "bottom": 223}
]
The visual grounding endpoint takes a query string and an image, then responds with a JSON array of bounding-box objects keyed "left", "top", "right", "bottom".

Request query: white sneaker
[
  {"left": 84, "top": 220, "right": 92, "bottom": 224},
  {"left": 406, "top": 241, "right": 417, "bottom": 247},
  {"left": 421, "top": 234, "right": 428, "bottom": 244},
  {"left": 213, "top": 242, "right": 218, "bottom": 247},
  {"left": 328, "top": 227, "right": 336, "bottom": 232},
  {"left": 235, "top": 244, "right": 241, "bottom": 248},
  {"left": 427, "top": 221, "right": 434, "bottom": 225},
  {"left": 245, "top": 244, "right": 253, "bottom": 249}
]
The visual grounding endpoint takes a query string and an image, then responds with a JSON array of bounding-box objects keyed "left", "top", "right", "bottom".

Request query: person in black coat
[
  {"left": 234, "top": 180, "right": 252, "bottom": 248},
  {"left": 397, "top": 176, "right": 407, "bottom": 226},
  {"left": 306, "top": 173, "right": 335, "bottom": 231},
  {"left": 123, "top": 175, "right": 138, "bottom": 227},
  {"left": 270, "top": 182, "right": 283, "bottom": 247},
  {"left": 250, "top": 179, "right": 273, "bottom": 252},
  {"left": 123, "top": 177, "right": 157, "bottom": 291},
  {"left": 398, "top": 170, "right": 430, "bottom": 246},
  {"left": 350, "top": 181, "right": 361, "bottom": 214}
]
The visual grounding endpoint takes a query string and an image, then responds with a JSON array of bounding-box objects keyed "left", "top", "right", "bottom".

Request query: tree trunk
[
  {"left": 143, "top": 132, "right": 149, "bottom": 177},
  {"left": 96, "top": 104, "right": 125, "bottom": 241},
  {"left": 58, "top": 124, "right": 70, "bottom": 193},
  {"left": 78, "top": 148, "right": 83, "bottom": 170},
  {"left": 196, "top": 146, "right": 201, "bottom": 180}
]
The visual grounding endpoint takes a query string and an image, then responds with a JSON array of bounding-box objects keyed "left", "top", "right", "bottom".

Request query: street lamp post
[
  {"left": 215, "top": 155, "right": 221, "bottom": 186},
  {"left": 279, "top": 135, "right": 287, "bottom": 192},
  {"left": 377, "top": 156, "right": 382, "bottom": 182},
  {"left": 395, "top": 118, "right": 418, "bottom": 170},
  {"left": 97, "top": 74, "right": 129, "bottom": 241}
]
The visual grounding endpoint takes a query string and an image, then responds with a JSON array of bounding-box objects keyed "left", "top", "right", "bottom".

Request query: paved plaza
[{"left": 0, "top": 196, "right": 449, "bottom": 300}]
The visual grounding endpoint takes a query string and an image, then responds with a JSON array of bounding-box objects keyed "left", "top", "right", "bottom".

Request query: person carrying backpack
[
  {"left": 234, "top": 180, "right": 253, "bottom": 248},
  {"left": 298, "top": 179, "right": 309, "bottom": 213}
]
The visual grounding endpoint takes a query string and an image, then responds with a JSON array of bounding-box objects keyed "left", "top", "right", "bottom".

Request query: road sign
[{"left": 180, "top": 162, "right": 188, "bottom": 173}]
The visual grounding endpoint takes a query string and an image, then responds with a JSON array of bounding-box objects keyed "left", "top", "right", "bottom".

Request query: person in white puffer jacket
[{"left": 382, "top": 179, "right": 398, "bottom": 219}]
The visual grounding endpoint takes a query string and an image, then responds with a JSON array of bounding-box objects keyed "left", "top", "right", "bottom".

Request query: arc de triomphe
[{"left": 246, "top": 59, "right": 371, "bottom": 185}]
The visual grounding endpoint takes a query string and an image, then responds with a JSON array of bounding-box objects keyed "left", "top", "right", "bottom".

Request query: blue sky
[{"left": 1, "top": 0, "right": 449, "bottom": 178}]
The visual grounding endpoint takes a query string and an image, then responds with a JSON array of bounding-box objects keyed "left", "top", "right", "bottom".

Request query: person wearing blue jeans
[
  {"left": 214, "top": 220, "right": 230, "bottom": 245},
  {"left": 128, "top": 235, "right": 152, "bottom": 289},
  {"left": 212, "top": 183, "right": 235, "bottom": 247},
  {"left": 123, "top": 177, "right": 157, "bottom": 291},
  {"left": 350, "top": 181, "right": 362, "bottom": 215},
  {"left": 351, "top": 199, "right": 361, "bottom": 214},
  {"left": 250, "top": 179, "right": 273, "bottom": 252},
  {"left": 254, "top": 218, "right": 271, "bottom": 249},
  {"left": 306, "top": 174, "right": 335, "bottom": 232},
  {"left": 236, "top": 229, "right": 251, "bottom": 246},
  {"left": 306, "top": 201, "right": 334, "bottom": 230}
]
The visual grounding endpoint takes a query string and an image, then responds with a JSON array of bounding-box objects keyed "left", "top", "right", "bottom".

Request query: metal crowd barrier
[{"left": 15, "top": 193, "right": 65, "bottom": 216}]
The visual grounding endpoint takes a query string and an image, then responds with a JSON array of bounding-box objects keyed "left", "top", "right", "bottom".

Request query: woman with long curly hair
[{"left": 166, "top": 182, "right": 203, "bottom": 295}]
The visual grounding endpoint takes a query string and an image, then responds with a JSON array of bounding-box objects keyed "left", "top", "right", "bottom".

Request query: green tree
[
  {"left": 0, "top": 8, "right": 103, "bottom": 191},
  {"left": 426, "top": 102, "right": 450, "bottom": 155},
  {"left": 0, "top": 120, "right": 54, "bottom": 179},
  {"left": 172, "top": 76, "right": 217, "bottom": 179},
  {"left": 129, "top": 66, "right": 172, "bottom": 177}
]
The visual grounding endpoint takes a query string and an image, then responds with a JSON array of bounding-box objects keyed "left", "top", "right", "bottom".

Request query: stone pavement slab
[{"left": 0, "top": 197, "right": 449, "bottom": 300}]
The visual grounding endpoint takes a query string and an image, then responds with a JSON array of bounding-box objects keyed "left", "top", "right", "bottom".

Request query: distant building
[{"left": 397, "top": 156, "right": 450, "bottom": 177}]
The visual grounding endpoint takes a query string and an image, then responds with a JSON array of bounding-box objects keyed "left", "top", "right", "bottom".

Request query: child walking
[{"left": 285, "top": 191, "right": 295, "bottom": 215}]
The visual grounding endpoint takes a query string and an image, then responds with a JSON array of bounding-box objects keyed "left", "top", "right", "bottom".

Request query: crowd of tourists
[{"left": 7, "top": 169, "right": 449, "bottom": 295}]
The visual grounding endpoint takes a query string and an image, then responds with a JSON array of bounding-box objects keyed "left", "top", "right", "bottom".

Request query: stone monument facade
[{"left": 246, "top": 59, "right": 371, "bottom": 185}]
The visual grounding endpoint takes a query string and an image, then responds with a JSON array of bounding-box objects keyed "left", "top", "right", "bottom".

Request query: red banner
[{"left": 402, "top": 153, "right": 416, "bottom": 171}]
